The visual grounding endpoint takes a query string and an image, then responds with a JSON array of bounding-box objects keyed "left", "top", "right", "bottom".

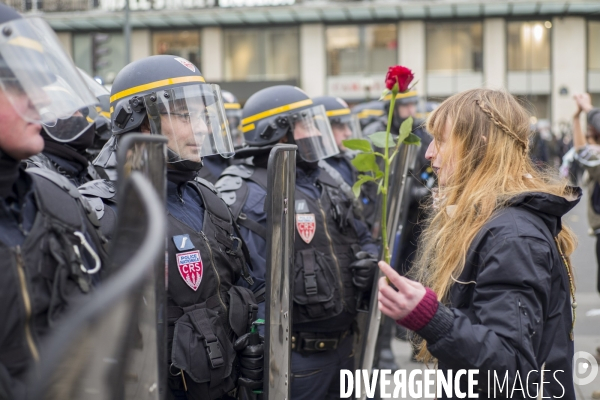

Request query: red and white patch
[
  {"left": 174, "top": 57, "right": 196, "bottom": 72},
  {"left": 296, "top": 214, "right": 316, "bottom": 244},
  {"left": 176, "top": 250, "right": 203, "bottom": 291}
]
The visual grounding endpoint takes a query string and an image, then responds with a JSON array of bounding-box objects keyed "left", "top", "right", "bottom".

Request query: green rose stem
[{"left": 381, "top": 84, "right": 398, "bottom": 265}]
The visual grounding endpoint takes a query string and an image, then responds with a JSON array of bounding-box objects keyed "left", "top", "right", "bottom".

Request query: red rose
[{"left": 385, "top": 65, "right": 414, "bottom": 92}]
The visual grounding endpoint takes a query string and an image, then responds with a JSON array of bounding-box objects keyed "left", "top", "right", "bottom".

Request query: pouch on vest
[
  {"left": 293, "top": 249, "right": 343, "bottom": 323},
  {"left": 171, "top": 307, "right": 237, "bottom": 396},
  {"left": 228, "top": 286, "right": 258, "bottom": 337}
]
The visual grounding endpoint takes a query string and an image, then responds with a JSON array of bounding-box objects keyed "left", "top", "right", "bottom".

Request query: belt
[{"left": 291, "top": 329, "right": 352, "bottom": 353}]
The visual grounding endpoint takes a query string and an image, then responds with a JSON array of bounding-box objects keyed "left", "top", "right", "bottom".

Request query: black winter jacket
[{"left": 416, "top": 189, "right": 581, "bottom": 399}]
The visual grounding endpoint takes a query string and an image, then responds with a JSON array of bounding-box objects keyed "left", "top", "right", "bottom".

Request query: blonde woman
[{"left": 377, "top": 89, "right": 580, "bottom": 398}]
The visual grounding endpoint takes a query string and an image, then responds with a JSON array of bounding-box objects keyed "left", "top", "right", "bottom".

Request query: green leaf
[
  {"left": 368, "top": 131, "right": 395, "bottom": 149},
  {"left": 403, "top": 132, "right": 421, "bottom": 145},
  {"left": 379, "top": 89, "right": 390, "bottom": 101},
  {"left": 375, "top": 170, "right": 384, "bottom": 179},
  {"left": 398, "top": 116, "right": 413, "bottom": 144},
  {"left": 352, "top": 175, "right": 376, "bottom": 197},
  {"left": 342, "top": 138, "right": 373, "bottom": 153},
  {"left": 351, "top": 153, "right": 381, "bottom": 174}
]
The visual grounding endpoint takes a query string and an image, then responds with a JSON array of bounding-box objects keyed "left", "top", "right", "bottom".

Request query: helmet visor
[
  {"left": 330, "top": 113, "right": 363, "bottom": 146},
  {"left": 292, "top": 104, "right": 339, "bottom": 162},
  {"left": 0, "top": 17, "right": 98, "bottom": 137},
  {"left": 226, "top": 108, "right": 243, "bottom": 147},
  {"left": 144, "top": 84, "right": 235, "bottom": 162}
]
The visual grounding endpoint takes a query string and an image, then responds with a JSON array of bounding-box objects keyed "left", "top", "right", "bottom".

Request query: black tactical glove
[
  {"left": 350, "top": 251, "right": 378, "bottom": 290},
  {"left": 233, "top": 331, "right": 264, "bottom": 390}
]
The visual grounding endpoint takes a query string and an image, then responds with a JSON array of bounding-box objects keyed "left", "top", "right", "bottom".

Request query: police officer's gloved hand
[
  {"left": 233, "top": 332, "right": 264, "bottom": 390},
  {"left": 350, "top": 251, "right": 378, "bottom": 290}
]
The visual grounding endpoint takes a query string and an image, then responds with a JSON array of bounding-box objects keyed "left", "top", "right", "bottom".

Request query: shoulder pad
[
  {"left": 78, "top": 179, "right": 117, "bottom": 201},
  {"left": 220, "top": 191, "right": 237, "bottom": 206},
  {"left": 194, "top": 177, "right": 218, "bottom": 194},
  {"left": 84, "top": 196, "right": 106, "bottom": 220},
  {"left": 317, "top": 169, "right": 341, "bottom": 189},
  {"left": 25, "top": 154, "right": 55, "bottom": 171},
  {"left": 215, "top": 175, "right": 243, "bottom": 193},
  {"left": 27, "top": 167, "right": 80, "bottom": 199},
  {"left": 221, "top": 164, "right": 254, "bottom": 179}
]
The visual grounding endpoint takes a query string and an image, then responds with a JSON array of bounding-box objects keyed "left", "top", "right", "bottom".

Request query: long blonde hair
[{"left": 412, "top": 89, "right": 577, "bottom": 362}]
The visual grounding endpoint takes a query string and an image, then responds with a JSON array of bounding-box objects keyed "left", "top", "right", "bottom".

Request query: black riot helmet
[
  {"left": 241, "top": 85, "right": 339, "bottom": 162},
  {"left": 78, "top": 68, "right": 111, "bottom": 157},
  {"left": 312, "top": 96, "right": 362, "bottom": 150},
  {"left": 108, "top": 55, "right": 234, "bottom": 171},
  {"left": 0, "top": 3, "right": 98, "bottom": 143},
  {"left": 221, "top": 90, "right": 243, "bottom": 148},
  {"left": 352, "top": 100, "right": 385, "bottom": 130}
]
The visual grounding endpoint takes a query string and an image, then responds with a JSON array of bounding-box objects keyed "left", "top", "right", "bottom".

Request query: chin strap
[{"left": 166, "top": 148, "right": 204, "bottom": 172}]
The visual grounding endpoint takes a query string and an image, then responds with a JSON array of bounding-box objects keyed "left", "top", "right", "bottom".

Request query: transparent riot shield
[
  {"left": 356, "top": 143, "right": 420, "bottom": 389},
  {"left": 263, "top": 144, "right": 297, "bottom": 400},
  {"left": 27, "top": 134, "right": 168, "bottom": 400}
]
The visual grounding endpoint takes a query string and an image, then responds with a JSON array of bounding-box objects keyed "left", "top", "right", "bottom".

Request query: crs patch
[
  {"left": 176, "top": 250, "right": 203, "bottom": 291},
  {"left": 296, "top": 213, "right": 316, "bottom": 244},
  {"left": 174, "top": 57, "right": 196, "bottom": 72}
]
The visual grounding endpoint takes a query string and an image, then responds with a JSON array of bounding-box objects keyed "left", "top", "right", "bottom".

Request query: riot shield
[
  {"left": 263, "top": 144, "right": 297, "bottom": 400},
  {"left": 27, "top": 134, "right": 168, "bottom": 400},
  {"left": 356, "top": 143, "right": 419, "bottom": 388}
]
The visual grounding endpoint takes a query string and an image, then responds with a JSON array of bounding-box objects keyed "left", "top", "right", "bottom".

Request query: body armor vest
[
  {"left": 0, "top": 169, "right": 106, "bottom": 385},
  {"left": 166, "top": 178, "right": 256, "bottom": 400},
  {"left": 218, "top": 165, "right": 361, "bottom": 333}
]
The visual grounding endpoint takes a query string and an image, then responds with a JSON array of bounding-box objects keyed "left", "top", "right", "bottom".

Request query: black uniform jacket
[{"left": 415, "top": 189, "right": 581, "bottom": 399}]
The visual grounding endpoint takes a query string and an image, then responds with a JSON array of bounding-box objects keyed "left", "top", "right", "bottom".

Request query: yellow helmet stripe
[
  {"left": 383, "top": 90, "right": 418, "bottom": 102},
  {"left": 326, "top": 109, "right": 351, "bottom": 117},
  {"left": 224, "top": 103, "right": 241, "bottom": 110},
  {"left": 110, "top": 75, "right": 206, "bottom": 104},
  {"left": 241, "top": 123, "right": 255, "bottom": 133},
  {"left": 241, "top": 99, "right": 313, "bottom": 126},
  {"left": 357, "top": 109, "right": 385, "bottom": 119},
  {"left": 8, "top": 36, "right": 44, "bottom": 53}
]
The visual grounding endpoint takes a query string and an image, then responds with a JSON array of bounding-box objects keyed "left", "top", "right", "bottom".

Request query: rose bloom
[{"left": 385, "top": 65, "right": 414, "bottom": 92}]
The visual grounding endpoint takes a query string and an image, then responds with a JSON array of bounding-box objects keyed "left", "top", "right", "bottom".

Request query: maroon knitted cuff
[{"left": 396, "top": 287, "right": 439, "bottom": 331}]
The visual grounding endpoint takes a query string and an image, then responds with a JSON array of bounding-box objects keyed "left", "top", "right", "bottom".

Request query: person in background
[{"left": 572, "top": 92, "right": 600, "bottom": 295}]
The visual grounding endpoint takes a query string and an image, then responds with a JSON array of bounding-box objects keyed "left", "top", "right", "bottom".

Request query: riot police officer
[
  {"left": 198, "top": 90, "right": 242, "bottom": 183},
  {"left": 216, "top": 85, "right": 378, "bottom": 400},
  {"left": 89, "top": 55, "right": 263, "bottom": 400},
  {"left": 25, "top": 71, "right": 109, "bottom": 186},
  {"left": 351, "top": 100, "right": 385, "bottom": 131},
  {"left": 363, "top": 90, "right": 433, "bottom": 274},
  {"left": 0, "top": 4, "right": 107, "bottom": 397},
  {"left": 312, "top": 96, "right": 378, "bottom": 228}
]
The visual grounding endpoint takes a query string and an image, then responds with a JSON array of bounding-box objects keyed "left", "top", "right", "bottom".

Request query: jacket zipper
[
  {"left": 200, "top": 231, "right": 228, "bottom": 313},
  {"left": 15, "top": 246, "right": 39, "bottom": 362},
  {"left": 317, "top": 199, "right": 346, "bottom": 306}
]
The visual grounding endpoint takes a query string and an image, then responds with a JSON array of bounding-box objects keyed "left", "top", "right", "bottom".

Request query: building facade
[{"left": 10, "top": 0, "right": 600, "bottom": 127}]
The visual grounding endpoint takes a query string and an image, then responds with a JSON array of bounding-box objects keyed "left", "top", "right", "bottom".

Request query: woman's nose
[{"left": 425, "top": 140, "right": 436, "bottom": 161}]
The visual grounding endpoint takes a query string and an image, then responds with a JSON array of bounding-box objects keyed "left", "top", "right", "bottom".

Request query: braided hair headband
[{"left": 475, "top": 99, "right": 529, "bottom": 153}]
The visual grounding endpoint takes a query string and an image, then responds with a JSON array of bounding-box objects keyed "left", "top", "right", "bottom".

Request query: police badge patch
[
  {"left": 296, "top": 213, "right": 316, "bottom": 244},
  {"left": 176, "top": 250, "right": 203, "bottom": 291},
  {"left": 174, "top": 57, "right": 196, "bottom": 72}
]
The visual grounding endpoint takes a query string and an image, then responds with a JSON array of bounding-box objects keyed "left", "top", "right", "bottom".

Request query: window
[
  {"left": 589, "top": 21, "right": 600, "bottom": 97},
  {"left": 518, "top": 94, "right": 551, "bottom": 121},
  {"left": 507, "top": 21, "right": 551, "bottom": 72},
  {"left": 224, "top": 27, "right": 299, "bottom": 81},
  {"left": 153, "top": 31, "right": 201, "bottom": 68},
  {"left": 73, "top": 32, "right": 126, "bottom": 85},
  {"left": 326, "top": 24, "right": 397, "bottom": 76},
  {"left": 426, "top": 22, "right": 483, "bottom": 73}
]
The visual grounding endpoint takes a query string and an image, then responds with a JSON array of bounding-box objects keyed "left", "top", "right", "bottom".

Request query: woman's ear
[{"left": 481, "top": 135, "right": 487, "bottom": 143}]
